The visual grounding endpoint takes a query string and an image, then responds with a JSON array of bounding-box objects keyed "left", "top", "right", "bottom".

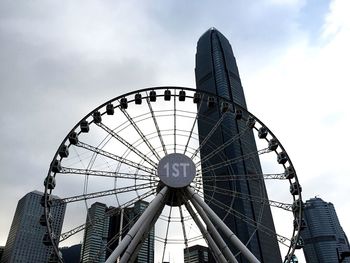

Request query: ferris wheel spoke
[
  {"left": 120, "top": 108, "right": 161, "bottom": 161},
  {"left": 197, "top": 125, "right": 250, "bottom": 166},
  {"left": 53, "top": 182, "right": 156, "bottom": 206},
  {"left": 59, "top": 188, "right": 156, "bottom": 242},
  {"left": 200, "top": 184, "right": 292, "bottom": 211},
  {"left": 200, "top": 147, "right": 271, "bottom": 173},
  {"left": 194, "top": 188, "right": 291, "bottom": 247},
  {"left": 179, "top": 205, "right": 190, "bottom": 258},
  {"left": 190, "top": 112, "right": 228, "bottom": 160},
  {"left": 96, "top": 122, "right": 158, "bottom": 168},
  {"left": 174, "top": 92, "right": 177, "bottom": 153},
  {"left": 146, "top": 94, "right": 168, "bottom": 156},
  {"left": 161, "top": 200, "right": 173, "bottom": 263},
  {"left": 183, "top": 95, "right": 204, "bottom": 155},
  {"left": 59, "top": 166, "right": 157, "bottom": 181},
  {"left": 76, "top": 141, "right": 155, "bottom": 174},
  {"left": 194, "top": 172, "right": 287, "bottom": 182}
]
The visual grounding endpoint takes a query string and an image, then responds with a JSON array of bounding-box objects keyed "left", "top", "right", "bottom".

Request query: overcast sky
[{"left": 1, "top": 0, "right": 349, "bottom": 261}]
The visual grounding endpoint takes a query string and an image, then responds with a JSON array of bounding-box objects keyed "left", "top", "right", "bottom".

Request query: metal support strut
[
  {"left": 105, "top": 186, "right": 168, "bottom": 263},
  {"left": 188, "top": 199, "right": 238, "bottom": 263},
  {"left": 186, "top": 186, "right": 261, "bottom": 263},
  {"left": 185, "top": 202, "right": 227, "bottom": 263},
  {"left": 120, "top": 198, "right": 164, "bottom": 263}
]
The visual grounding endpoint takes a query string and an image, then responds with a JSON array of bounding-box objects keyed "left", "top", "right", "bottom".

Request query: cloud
[
  {"left": 0, "top": 2, "right": 349, "bottom": 263},
  {"left": 243, "top": 2, "right": 350, "bottom": 256}
]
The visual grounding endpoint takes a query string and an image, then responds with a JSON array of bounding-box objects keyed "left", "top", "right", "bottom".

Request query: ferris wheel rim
[{"left": 43, "top": 86, "right": 303, "bottom": 263}]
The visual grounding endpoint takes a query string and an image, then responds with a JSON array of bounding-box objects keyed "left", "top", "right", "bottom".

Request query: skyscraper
[
  {"left": 106, "top": 200, "right": 155, "bottom": 263},
  {"left": 81, "top": 200, "right": 154, "bottom": 263},
  {"left": 60, "top": 244, "right": 81, "bottom": 263},
  {"left": 106, "top": 206, "right": 134, "bottom": 260},
  {"left": 0, "top": 247, "right": 4, "bottom": 261},
  {"left": 195, "top": 28, "right": 281, "bottom": 262},
  {"left": 301, "top": 197, "right": 350, "bottom": 262},
  {"left": 1, "top": 191, "right": 66, "bottom": 263},
  {"left": 80, "top": 202, "right": 110, "bottom": 263},
  {"left": 133, "top": 200, "right": 155, "bottom": 263},
  {"left": 184, "top": 245, "right": 210, "bottom": 263}
]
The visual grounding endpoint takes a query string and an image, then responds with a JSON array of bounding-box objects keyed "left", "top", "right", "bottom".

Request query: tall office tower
[
  {"left": 60, "top": 244, "right": 81, "bottom": 263},
  {"left": 107, "top": 200, "right": 154, "bottom": 263},
  {"left": 195, "top": 28, "right": 281, "bottom": 262},
  {"left": 184, "top": 245, "right": 210, "bottom": 263},
  {"left": 80, "top": 202, "right": 110, "bottom": 263},
  {"left": 0, "top": 247, "right": 4, "bottom": 261},
  {"left": 1, "top": 191, "right": 66, "bottom": 263},
  {"left": 132, "top": 200, "right": 155, "bottom": 263},
  {"left": 81, "top": 200, "right": 154, "bottom": 263},
  {"left": 106, "top": 206, "right": 134, "bottom": 260},
  {"left": 301, "top": 197, "right": 350, "bottom": 262}
]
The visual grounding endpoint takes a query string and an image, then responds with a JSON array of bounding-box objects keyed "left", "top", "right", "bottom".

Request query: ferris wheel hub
[{"left": 157, "top": 153, "right": 196, "bottom": 188}]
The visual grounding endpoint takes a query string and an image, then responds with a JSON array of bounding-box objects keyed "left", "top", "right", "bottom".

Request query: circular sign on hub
[{"left": 157, "top": 153, "right": 196, "bottom": 188}]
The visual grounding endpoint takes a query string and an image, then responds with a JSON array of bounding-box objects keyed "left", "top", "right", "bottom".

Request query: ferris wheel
[{"left": 42, "top": 87, "right": 304, "bottom": 263}]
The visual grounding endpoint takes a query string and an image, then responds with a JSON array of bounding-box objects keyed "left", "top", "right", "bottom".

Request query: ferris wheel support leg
[
  {"left": 186, "top": 200, "right": 238, "bottom": 263},
  {"left": 105, "top": 186, "right": 169, "bottom": 263},
  {"left": 184, "top": 202, "right": 227, "bottom": 263},
  {"left": 120, "top": 198, "right": 165, "bottom": 263},
  {"left": 186, "top": 186, "right": 261, "bottom": 263}
]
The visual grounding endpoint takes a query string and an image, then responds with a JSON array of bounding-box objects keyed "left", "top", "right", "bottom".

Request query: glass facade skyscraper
[
  {"left": 1, "top": 191, "right": 66, "bottom": 263},
  {"left": 133, "top": 201, "right": 155, "bottom": 263},
  {"left": 195, "top": 28, "right": 281, "bottom": 262},
  {"left": 81, "top": 200, "right": 154, "bottom": 263},
  {"left": 301, "top": 197, "right": 350, "bottom": 262},
  {"left": 80, "top": 202, "right": 110, "bottom": 263},
  {"left": 106, "top": 200, "right": 155, "bottom": 263},
  {"left": 184, "top": 245, "right": 210, "bottom": 263}
]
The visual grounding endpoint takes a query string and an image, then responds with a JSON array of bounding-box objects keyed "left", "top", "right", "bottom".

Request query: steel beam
[
  {"left": 189, "top": 199, "right": 238, "bottom": 263},
  {"left": 186, "top": 186, "right": 260, "bottom": 263},
  {"left": 120, "top": 195, "right": 165, "bottom": 263},
  {"left": 105, "top": 186, "right": 168, "bottom": 263},
  {"left": 185, "top": 202, "right": 227, "bottom": 263}
]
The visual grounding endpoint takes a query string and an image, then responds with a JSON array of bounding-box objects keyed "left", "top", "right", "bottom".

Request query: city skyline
[{"left": 1, "top": 1, "right": 350, "bottom": 263}]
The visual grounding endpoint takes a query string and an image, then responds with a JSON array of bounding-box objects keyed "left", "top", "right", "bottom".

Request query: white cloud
[
  {"left": 0, "top": 1, "right": 349, "bottom": 262},
  {"left": 322, "top": 0, "right": 350, "bottom": 38},
  {"left": 244, "top": 3, "right": 350, "bottom": 260}
]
